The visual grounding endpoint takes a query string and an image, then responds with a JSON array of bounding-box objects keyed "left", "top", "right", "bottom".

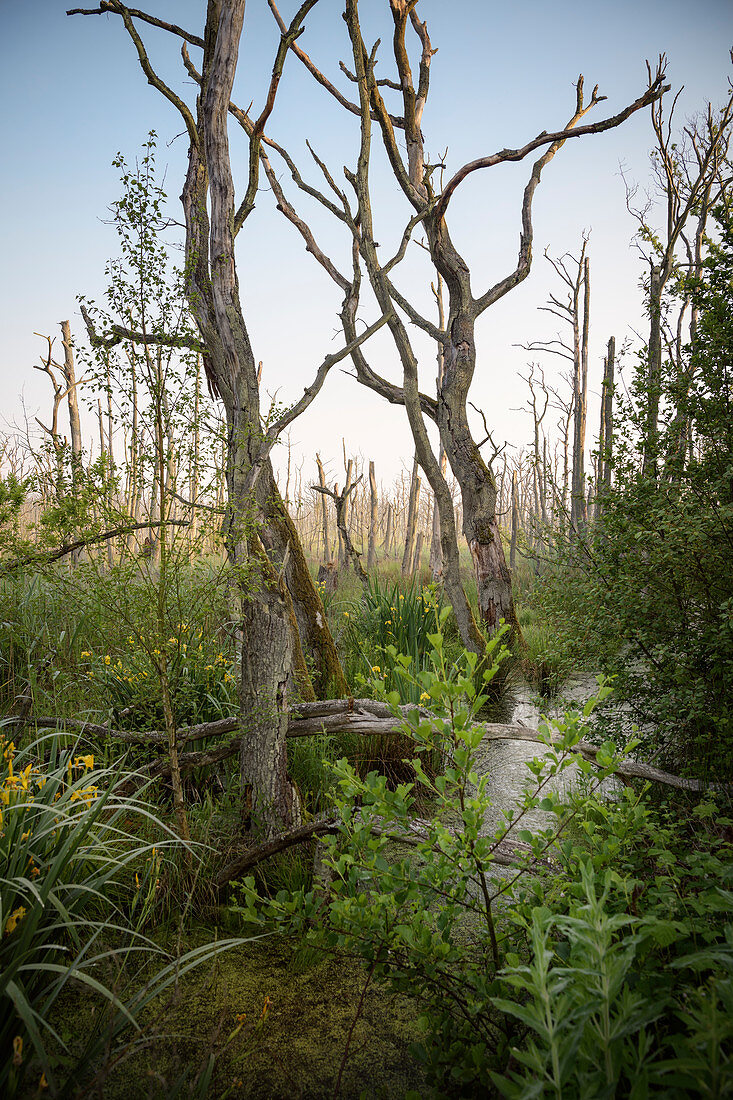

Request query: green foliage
[
  {"left": 234, "top": 630, "right": 632, "bottom": 1094},
  {"left": 528, "top": 203, "right": 733, "bottom": 779},
  {"left": 0, "top": 730, "right": 253, "bottom": 1097},
  {"left": 340, "top": 575, "right": 453, "bottom": 704},
  {"left": 495, "top": 786, "right": 733, "bottom": 1099},
  {"left": 80, "top": 624, "right": 236, "bottom": 732}
]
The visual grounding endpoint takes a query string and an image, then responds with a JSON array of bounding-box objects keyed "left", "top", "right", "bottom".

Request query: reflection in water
[{"left": 476, "top": 674, "right": 618, "bottom": 838}]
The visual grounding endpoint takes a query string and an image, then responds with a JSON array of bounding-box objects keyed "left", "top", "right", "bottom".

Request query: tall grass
[{"left": 0, "top": 730, "right": 251, "bottom": 1096}]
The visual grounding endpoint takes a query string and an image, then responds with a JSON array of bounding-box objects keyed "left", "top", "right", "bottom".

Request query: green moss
[{"left": 46, "top": 932, "right": 426, "bottom": 1099}]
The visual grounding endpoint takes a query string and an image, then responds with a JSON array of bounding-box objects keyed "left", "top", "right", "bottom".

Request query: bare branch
[
  {"left": 68, "top": 0, "right": 199, "bottom": 149},
  {"left": 267, "top": 0, "right": 405, "bottom": 128},
  {"left": 66, "top": 2, "right": 204, "bottom": 48},
  {"left": 436, "top": 62, "right": 669, "bottom": 223},
  {"left": 79, "top": 303, "right": 203, "bottom": 354},
  {"left": 234, "top": 0, "right": 320, "bottom": 233}
]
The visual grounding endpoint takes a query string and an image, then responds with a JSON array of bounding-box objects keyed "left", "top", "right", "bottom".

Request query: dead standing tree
[
  {"left": 313, "top": 476, "right": 369, "bottom": 589},
  {"left": 519, "top": 240, "right": 591, "bottom": 530},
  {"left": 273, "top": 0, "right": 668, "bottom": 641},
  {"left": 69, "top": 0, "right": 385, "bottom": 832}
]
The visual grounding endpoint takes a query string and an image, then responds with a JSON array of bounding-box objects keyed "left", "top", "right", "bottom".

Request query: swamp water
[{"left": 475, "top": 672, "right": 621, "bottom": 837}]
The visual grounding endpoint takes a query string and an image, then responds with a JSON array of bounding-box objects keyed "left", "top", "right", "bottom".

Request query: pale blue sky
[{"left": 1, "top": 0, "right": 731, "bottom": 486}]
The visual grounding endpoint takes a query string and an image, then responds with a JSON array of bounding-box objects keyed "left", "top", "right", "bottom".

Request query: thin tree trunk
[
  {"left": 316, "top": 452, "right": 330, "bottom": 561},
  {"left": 510, "top": 468, "right": 519, "bottom": 571},
  {"left": 367, "top": 459, "right": 378, "bottom": 571},
  {"left": 383, "top": 501, "right": 393, "bottom": 556},
  {"left": 411, "top": 530, "right": 424, "bottom": 578},
  {"left": 401, "top": 455, "right": 420, "bottom": 577},
  {"left": 571, "top": 255, "right": 590, "bottom": 527}
]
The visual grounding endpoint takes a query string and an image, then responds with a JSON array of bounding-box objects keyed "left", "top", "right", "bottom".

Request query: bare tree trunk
[
  {"left": 383, "top": 501, "right": 393, "bottom": 557},
  {"left": 315, "top": 452, "right": 330, "bottom": 562},
  {"left": 401, "top": 455, "right": 420, "bottom": 577},
  {"left": 338, "top": 454, "right": 353, "bottom": 570},
  {"left": 596, "top": 335, "right": 615, "bottom": 518},
  {"left": 510, "top": 468, "right": 519, "bottom": 571},
  {"left": 367, "top": 459, "right": 378, "bottom": 571},
  {"left": 571, "top": 254, "right": 590, "bottom": 528},
  {"left": 60, "top": 321, "right": 83, "bottom": 467},
  {"left": 411, "top": 530, "right": 424, "bottom": 578}
]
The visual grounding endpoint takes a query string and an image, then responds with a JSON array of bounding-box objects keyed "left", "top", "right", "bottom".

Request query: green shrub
[{"left": 235, "top": 628, "right": 630, "bottom": 1094}]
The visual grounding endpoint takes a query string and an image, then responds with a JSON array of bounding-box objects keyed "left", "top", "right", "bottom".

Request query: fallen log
[
  {"left": 214, "top": 813, "right": 539, "bottom": 889},
  {"left": 19, "top": 702, "right": 730, "bottom": 794}
]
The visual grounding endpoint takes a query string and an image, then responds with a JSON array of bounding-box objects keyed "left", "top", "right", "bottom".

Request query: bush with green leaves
[
  {"left": 80, "top": 622, "right": 237, "bottom": 731},
  {"left": 495, "top": 786, "right": 733, "bottom": 1098},
  {"left": 234, "top": 624, "right": 627, "bottom": 1094},
  {"left": 340, "top": 576, "right": 451, "bottom": 704}
]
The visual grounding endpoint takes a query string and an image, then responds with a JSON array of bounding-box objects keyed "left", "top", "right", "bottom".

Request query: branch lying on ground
[
  {"left": 213, "top": 814, "right": 537, "bottom": 889},
  {"left": 16, "top": 699, "right": 730, "bottom": 794}
]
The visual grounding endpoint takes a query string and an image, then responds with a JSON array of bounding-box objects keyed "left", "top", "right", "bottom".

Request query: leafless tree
[{"left": 266, "top": 0, "right": 667, "bottom": 642}]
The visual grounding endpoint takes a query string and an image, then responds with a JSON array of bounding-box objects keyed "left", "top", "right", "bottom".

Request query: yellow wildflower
[
  {"left": 4, "top": 906, "right": 27, "bottom": 936},
  {"left": 371, "top": 666, "right": 381, "bottom": 674},
  {"left": 104, "top": 655, "right": 111, "bottom": 665},
  {"left": 420, "top": 692, "right": 430, "bottom": 703},
  {"left": 75, "top": 754, "right": 95, "bottom": 771},
  {"left": 80, "top": 650, "right": 90, "bottom": 658},
  {"left": 167, "top": 637, "right": 177, "bottom": 646},
  {"left": 343, "top": 611, "right": 350, "bottom": 618},
  {"left": 39, "top": 1073, "right": 48, "bottom": 1090}
]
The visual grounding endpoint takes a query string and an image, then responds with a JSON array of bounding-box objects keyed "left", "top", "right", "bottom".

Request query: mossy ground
[{"left": 46, "top": 931, "right": 427, "bottom": 1099}]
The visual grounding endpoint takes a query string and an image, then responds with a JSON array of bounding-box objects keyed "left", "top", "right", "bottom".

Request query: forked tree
[
  {"left": 69, "top": 0, "right": 387, "bottom": 832},
  {"left": 264, "top": 0, "right": 668, "bottom": 640}
]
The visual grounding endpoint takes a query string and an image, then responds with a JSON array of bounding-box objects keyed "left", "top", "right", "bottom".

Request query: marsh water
[{"left": 474, "top": 672, "right": 620, "bottom": 838}]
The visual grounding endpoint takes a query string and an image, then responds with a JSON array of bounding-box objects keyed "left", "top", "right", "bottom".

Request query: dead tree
[
  {"left": 313, "top": 477, "right": 369, "bottom": 589},
  {"left": 401, "top": 454, "right": 421, "bottom": 578},
  {"left": 367, "top": 458, "right": 378, "bottom": 570},
  {"left": 595, "top": 335, "right": 615, "bottom": 519},
  {"left": 270, "top": 0, "right": 667, "bottom": 643},
  {"left": 315, "top": 452, "right": 331, "bottom": 561},
  {"left": 519, "top": 240, "right": 591, "bottom": 530},
  {"left": 70, "top": 0, "right": 384, "bottom": 832}
]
